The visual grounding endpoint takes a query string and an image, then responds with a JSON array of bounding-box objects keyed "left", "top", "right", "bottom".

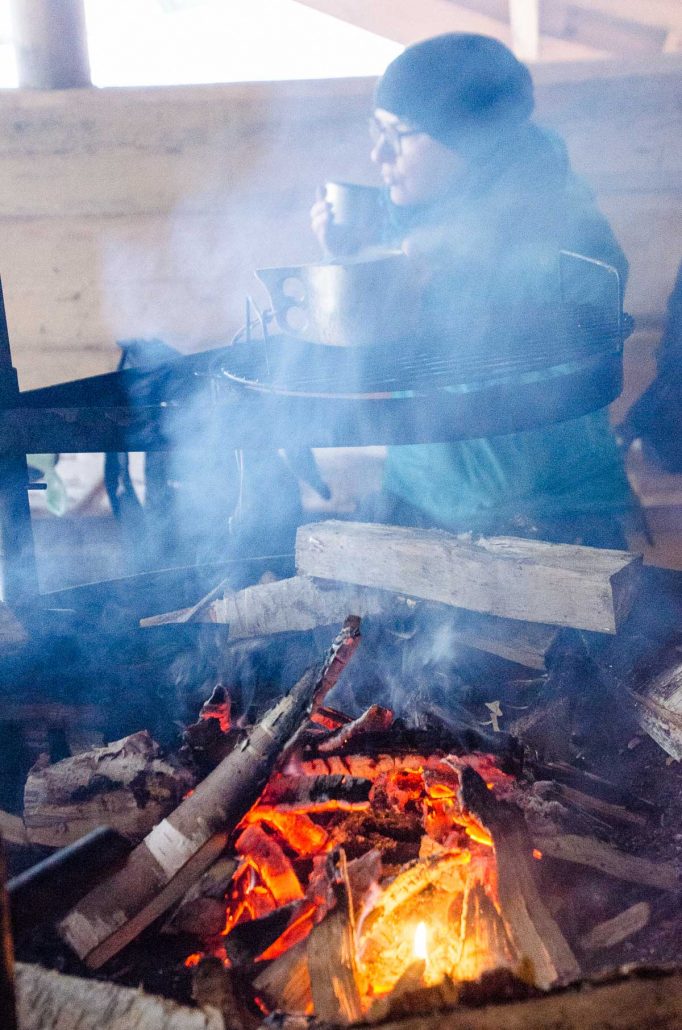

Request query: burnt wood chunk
[
  {"left": 58, "top": 619, "right": 361, "bottom": 970},
  {"left": 459, "top": 766, "right": 581, "bottom": 989},
  {"left": 296, "top": 521, "right": 641, "bottom": 633}
]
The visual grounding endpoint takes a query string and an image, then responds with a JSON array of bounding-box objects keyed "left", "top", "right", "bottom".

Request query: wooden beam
[
  {"left": 292, "top": 0, "right": 607, "bottom": 60},
  {"left": 455, "top": 0, "right": 670, "bottom": 57},
  {"left": 295, "top": 521, "right": 642, "bottom": 634},
  {"left": 9, "top": 0, "right": 91, "bottom": 89},
  {"left": 509, "top": 0, "right": 540, "bottom": 63}
]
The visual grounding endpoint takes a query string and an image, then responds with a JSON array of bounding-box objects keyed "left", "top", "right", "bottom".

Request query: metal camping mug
[{"left": 324, "top": 181, "right": 384, "bottom": 238}]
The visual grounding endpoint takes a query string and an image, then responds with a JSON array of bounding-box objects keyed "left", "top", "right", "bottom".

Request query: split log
[
  {"left": 14, "top": 961, "right": 224, "bottom": 1030},
  {"left": 252, "top": 938, "right": 312, "bottom": 1015},
  {"left": 579, "top": 901, "right": 651, "bottom": 952},
  {"left": 307, "top": 849, "right": 363, "bottom": 1024},
  {"left": 459, "top": 766, "right": 581, "bottom": 989},
  {"left": 142, "top": 575, "right": 560, "bottom": 670},
  {"left": 58, "top": 618, "right": 362, "bottom": 970},
  {"left": 23, "top": 730, "right": 195, "bottom": 848},
  {"left": 296, "top": 521, "right": 641, "bottom": 633},
  {"left": 630, "top": 659, "right": 682, "bottom": 761},
  {"left": 164, "top": 857, "right": 237, "bottom": 938},
  {"left": 532, "top": 833, "right": 680, "bottom": 891}
]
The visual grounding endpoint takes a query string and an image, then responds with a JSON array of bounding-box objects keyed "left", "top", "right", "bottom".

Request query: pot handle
[{"left": 255, "top": 267, "right": 309, "bottom": 334}]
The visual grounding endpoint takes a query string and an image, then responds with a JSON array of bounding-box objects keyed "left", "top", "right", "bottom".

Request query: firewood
[
  {"left": 191, "top": 956, "right": 260, "bottom": 1030},
  {"left": 0, "top": 811, "right": 28, "bottom": 848},
  {"left": 296, "top": 521, "right": 641, "bottom": 634},
  {"left": 0, "top": 839, "right": 17, "bottom": 1030},
  {"left": 270, "top": 967, "right": 682, "bottom": 1030},
  {"left": 579, "top": 901, "right": 651, "bottom": 952},
  {"left": 259, "top": 774, "right": 372, "bottom": 807},
  {"left": 532, "top": 833, "right": 680, "bottom": 891},
  {"left": 548, "top": 783, "right": 648, "bottom": 830},
  {"left": 14, "top": 961, "right": 224, "bottom": 1030},
  {"left": 629, "top": 659, "right": 682, "bottom": 760},
  {"left": 252, "top": 938, "right": 312, "bottom": 1014},
  {"left": 22, "top": 730, "right": 195, "bottom": 848},
  {"left": 458, "top": 766, "right": 581, "bottom": 989},
  {"left": 164, "top": 857, "right": 238, "bottom": 937},
  {"left": 307, "top": 849, "right": 363, "bottom": 1024},
  {"left": 318, "top": 706, "right": 394, "bottom": 753},
  {"left": 58, "top": 618, "right": 362, "bottom": 970},
  {"left": 143, "top": 576, "right": 560, "bottom": 670}
]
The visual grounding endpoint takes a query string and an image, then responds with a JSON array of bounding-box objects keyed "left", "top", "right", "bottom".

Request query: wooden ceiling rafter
[{"left": 293, "top": 0, "right": 682, "bottom": 60}]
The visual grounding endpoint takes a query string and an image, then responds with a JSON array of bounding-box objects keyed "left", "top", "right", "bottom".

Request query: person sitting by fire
[{"left": 311, "top": 33, "right": 635, "bottom": 548}]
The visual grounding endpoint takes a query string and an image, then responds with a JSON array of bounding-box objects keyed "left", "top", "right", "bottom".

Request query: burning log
[
  {"left": 14, "top": 962, "right": 224, "bottom": 1030},
  {"left": 318, "top": 706, "right": 394, "bottom": 753},
  {"left": 307, "top": 849, "right": 363, "bottom": 1024},
  {"left": 191, "top": 956, "right": 260, "bottom": 1030},
  {"left": 58, "top": 617, "right": 362, "bottom": 970},
  {"left": 296, "top": 521, "right": 641, "bottom": 634},
  {"left": 458, "top": 766, "right": 581, "bottom": 989},
  {"left": 22, "top": 730, "right": 195, "bottom": 848},
  {"left": 532, "top": 833, "right": 680, "bottom": 891},
  {"left": 259, "top": 774, "right": 372, "bottom": 807}
]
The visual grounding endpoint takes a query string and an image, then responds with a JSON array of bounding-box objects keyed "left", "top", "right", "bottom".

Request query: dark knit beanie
[{"left": 374, "top": 34, "right": 534, "bottom": 148}]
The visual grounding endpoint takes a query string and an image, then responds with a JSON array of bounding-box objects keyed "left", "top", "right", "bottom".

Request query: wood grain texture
[{"left": 296, "top": 521, "right": 641, "bottom": 633}]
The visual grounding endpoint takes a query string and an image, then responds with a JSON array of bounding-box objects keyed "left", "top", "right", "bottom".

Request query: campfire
[{"left": 4, "top": 522, "right": 682, "bottom": 1030}]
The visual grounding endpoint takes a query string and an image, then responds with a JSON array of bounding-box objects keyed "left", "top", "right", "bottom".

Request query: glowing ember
[
  {"left": 413, "top": 921, "right": 428, "bottom": 961},
  {"left": 187, "top": 736, "right": 516, "bottom": 1013}
]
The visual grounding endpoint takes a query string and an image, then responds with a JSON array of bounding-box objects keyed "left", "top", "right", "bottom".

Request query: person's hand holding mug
[{"left": 310, "top": 182, "right": 384, "bottom": 259}]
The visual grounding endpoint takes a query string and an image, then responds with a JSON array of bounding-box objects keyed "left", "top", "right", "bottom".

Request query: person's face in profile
[{"left": 370, "top": 108, "right": 467, "bottom": 208}]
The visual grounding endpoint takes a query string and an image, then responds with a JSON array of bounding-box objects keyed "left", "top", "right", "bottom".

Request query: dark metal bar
[
  {"left": 0, "top": 281, "right": 39, "bottom": 607},
  {"left": 0, "top": 837, "right": 17, "bottom": 1030}
]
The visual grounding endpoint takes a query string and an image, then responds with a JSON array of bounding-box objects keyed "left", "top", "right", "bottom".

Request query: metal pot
[{"left": 256, "top": 252, "right": 422, "bottom": 347}]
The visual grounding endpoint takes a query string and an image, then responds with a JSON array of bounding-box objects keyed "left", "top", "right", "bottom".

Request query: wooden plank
[
  {"left": 296, "top": 521, "right": 641, "bottom": 633},
  {"left": 533, "top": 833, "right": 680, "bottom": 891}
]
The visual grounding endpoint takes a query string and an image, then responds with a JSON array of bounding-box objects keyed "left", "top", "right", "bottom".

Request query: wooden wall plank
[{"left": 0, "top": 60, "right": 678, "bottom": 390}]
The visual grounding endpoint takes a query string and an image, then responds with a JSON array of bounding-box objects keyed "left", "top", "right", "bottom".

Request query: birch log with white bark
[{"left": 15, "top": 962, "right": 224, "bottom": 1030}]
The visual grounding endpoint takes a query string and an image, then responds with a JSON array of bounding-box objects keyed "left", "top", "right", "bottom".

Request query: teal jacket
[{"left": 382, "top": 124, "right": 633, "bottom": 533}]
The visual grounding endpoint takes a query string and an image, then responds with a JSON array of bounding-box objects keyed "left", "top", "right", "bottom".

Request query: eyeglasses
[{"left": 368, "top": 117, "right": 422, "bottom": 155}]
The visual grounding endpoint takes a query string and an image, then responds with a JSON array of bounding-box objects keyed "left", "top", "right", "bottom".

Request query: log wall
[{"left": 0, "top": 56, "right": 680, "bottom": 391}]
